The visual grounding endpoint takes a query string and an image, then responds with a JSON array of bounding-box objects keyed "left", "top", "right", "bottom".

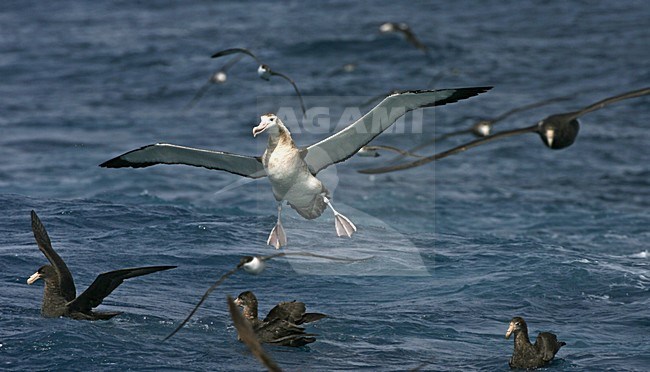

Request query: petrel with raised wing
[{"left": 27, "top": 210, "right": 176, "bottom": 320}]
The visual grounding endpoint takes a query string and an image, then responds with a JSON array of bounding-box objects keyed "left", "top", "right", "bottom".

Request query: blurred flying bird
[
  {"left": 163, "top": 252, "right": 371, "bottom": 341},
  {"left": 359, "top": 87, "right": 650, "bottom": 174},
  {"left": 212, "top": 47, "right": 307, "bottom": 117}
]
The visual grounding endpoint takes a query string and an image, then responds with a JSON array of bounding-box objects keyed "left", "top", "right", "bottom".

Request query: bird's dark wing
[
  {"left": 491, "top": 94, "right": 574, "bottom": 124},
  {"left": 100, "top": 143, "right": 267, "bottom": 179},
  {"left": 264, "top": 301, "right": 306, "bottom": 323},
  {"left": 67, "top": 266, "right": 176, "bottom": 313},
  {"left": 211, "top": 47, "right": 262, "bottom": 64},
  {"left": 358, "top": 124, "right": 537, "bottom": 174},
  {"left": 256, "top": 318, "right": 316, "bottom": 347},
  {"left": 227, "top": 296, "right": 282, "bottom": 372},
  {"left": 164, "top": 263, "right": 244, "bottom": 341},
  {"left": 534, "top": 332, "right": 565, "bottom": 362},
  {"left": 30, "top": 210, "right": 76, "bottom": 302},
  {"left": 401, "top": 28, "right": 428, "bottom": 52},
  {"left": 361, "top": 145, "right": 424, "bottom": 158},
  {"left": 260, "top": 251, "right": 373, "bottom": 263},
  {"left": 304, "top": 88, "right": 491, "bottom": 175},
  {"left": 571, "top": 86, "right": 650, "bottom": 119},
  {"left": 184, "top": 81, "right": 213, "bottom": 111},
  {"left": 269, "top": 70, "right": 306, "bottom": 117}
]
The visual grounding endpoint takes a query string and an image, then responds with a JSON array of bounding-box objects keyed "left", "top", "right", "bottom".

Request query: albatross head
[{"left": 253, "top": 113, "right": 284, "bottom": 137}]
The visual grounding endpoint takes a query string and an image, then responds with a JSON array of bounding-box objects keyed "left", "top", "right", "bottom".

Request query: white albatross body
[{"left": 100, "top": 87, "right": 492, "bottom": 248}]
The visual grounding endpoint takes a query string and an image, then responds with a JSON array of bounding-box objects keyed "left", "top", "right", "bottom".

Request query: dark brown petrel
[
  {"left": 27, "top": 210, "right": 176, "bottom": 320},
  {"left": 233, "top": 290, "right": 326, "bottom": 347},
  {"left": 505, "top": 317, "right": 565, "bottom": 369}
]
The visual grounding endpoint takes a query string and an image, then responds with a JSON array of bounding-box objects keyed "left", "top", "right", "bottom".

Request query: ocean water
[{"left": 1, "top": 0, "right": 649, "bottom": 370}]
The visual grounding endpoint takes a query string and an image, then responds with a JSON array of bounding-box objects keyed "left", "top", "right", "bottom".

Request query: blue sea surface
[{"left": 1, "top": 1, "right": 649, "bottom": 370}]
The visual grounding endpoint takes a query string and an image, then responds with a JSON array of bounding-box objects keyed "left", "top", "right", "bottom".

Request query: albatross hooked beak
[
  {"left": 27, "top": 271, "right": 42, "bottom": 285},
  {"left": 505, "top": 321, "right": 516, "bottom": 339},
  {"left": 253, "top": 115, "right": 274, "bottom": 137}
]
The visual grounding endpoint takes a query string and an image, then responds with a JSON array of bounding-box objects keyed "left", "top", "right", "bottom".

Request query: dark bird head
[
  {"left": 536, "top": 114, "right": 580, "bottom": 149},
  {"left": 505, "top": 316, "right": 528, "bottom": 339},
  {"left": 27, "top": 265, "right": 57, "bottom": 285},
  {"left": 257, "top": 64, "right": 272, "bottom": 81},
  {"left": 234, "top": 291, "right": 259, "bottom": 319}
]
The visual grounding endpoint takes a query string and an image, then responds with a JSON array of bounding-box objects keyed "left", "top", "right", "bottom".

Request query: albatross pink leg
[
  {"left": 324, "top": 197, "right": 357, "bottom": 238},
  {"left": 267, "top": 203, "right": 287, "bottom": 249}
]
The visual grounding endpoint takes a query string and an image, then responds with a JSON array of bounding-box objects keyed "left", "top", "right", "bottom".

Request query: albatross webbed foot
[
  {"left": 267, "top": 203, "right": 287, "bottom": 249},
  {"left": 324, "top": 197, "right": 357, "bottom": 238},
  {"left": 267, "top": 220, "right": 287, "bottom": 249}
]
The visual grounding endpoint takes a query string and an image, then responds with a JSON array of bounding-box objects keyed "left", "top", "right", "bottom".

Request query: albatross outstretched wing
[
  {"left": 303, "top": 87, "right": 491, "bottom": 175},
  {"left": 31, "top": 210, "right": 77, "bottom": 302},
  {"left": 68, "top": 266, "right": 176, "bottom": 313},
  {"left": 100, "top": 143, "right": 267, "bottom": 179}
]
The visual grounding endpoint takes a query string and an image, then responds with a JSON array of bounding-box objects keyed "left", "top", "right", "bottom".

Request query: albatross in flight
[
  {"left": 211, "top": 47, "right": 307, "bottom": 117},
  {"left": 360, "top": 86, "right": 650, "bottom": 174},
  {"left": 100, "top": 87, "right": 491, "bottom": 248}
]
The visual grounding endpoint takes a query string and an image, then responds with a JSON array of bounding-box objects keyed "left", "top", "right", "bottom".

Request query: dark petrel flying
[
  {"left": 360, "top": 86, "right": 650, "bottom": 174},
  {"left": 211, "top": 47, "right": 306, "bottom": 117},
  {"left": 505, "top": 317, "right": 566, "bottom": 369},
  {"left": 27, "top": 210, "right": 176, "bottom": 320}
]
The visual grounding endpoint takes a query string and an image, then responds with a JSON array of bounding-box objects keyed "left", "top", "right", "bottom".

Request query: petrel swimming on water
[
  {"left": 101, "top": 88, "right": 491, "bottom": 249},
  {"left": 233, "top": 290, "right": 326, "bottom": 347},
  {"left": 27, "top": 210, "right": 176, "bottom": 320},
  {"left": 360, "top": 86, "right": 650, "bottom": 174},
  {"left": 505, "top": 317, "right": 565, "bottom": 369}
]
